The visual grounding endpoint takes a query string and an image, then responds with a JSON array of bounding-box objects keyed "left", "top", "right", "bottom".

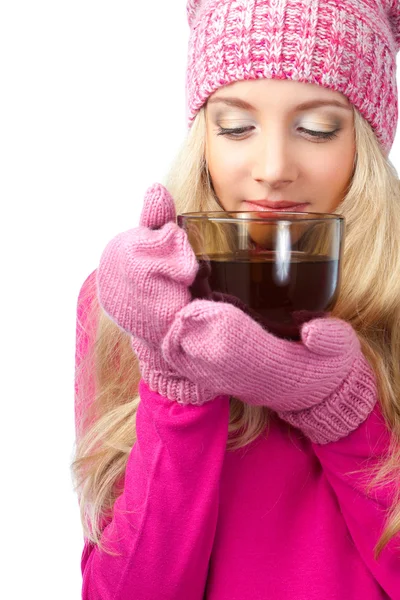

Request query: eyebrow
[{"left": 207, "top": 96, "right": 352, "bottom": 112}]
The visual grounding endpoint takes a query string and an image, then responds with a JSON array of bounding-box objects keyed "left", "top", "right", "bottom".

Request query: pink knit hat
[{"left": 186, "top": 0, "right": 400, "bottom": 154}]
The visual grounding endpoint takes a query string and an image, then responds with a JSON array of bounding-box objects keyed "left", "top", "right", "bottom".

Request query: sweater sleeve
[
  {"left": 74, "top": 273, "right": 231, "bottom": 600},
  {"left": 312, "top": 403, "right": 400, "bottom": 599},
  {"left": 81, "top": 383, "right": 230, "bottom": 600}
]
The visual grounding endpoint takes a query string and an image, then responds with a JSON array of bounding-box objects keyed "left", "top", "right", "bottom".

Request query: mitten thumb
[
  {"left": 300, "top": 317, "right": 360, "bottom": 357},
  {"left": 140, "top": 183, "right": 176, "bottom": 229}
]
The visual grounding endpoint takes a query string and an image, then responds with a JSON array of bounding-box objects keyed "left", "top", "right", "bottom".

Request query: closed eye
[
  {"left": 299, "top": 127, "right": 339, "bottom": 141},
  {"left": 217, "top": 126, "right": 254, "bottom": 137},
  {"left": 217, "top": 125, "right": 340, "bottom": 141}
]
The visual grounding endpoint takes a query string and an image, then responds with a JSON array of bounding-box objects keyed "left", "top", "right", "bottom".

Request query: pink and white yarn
[{"left": 185, "top": 0, "right": 400, "bottom": 154}]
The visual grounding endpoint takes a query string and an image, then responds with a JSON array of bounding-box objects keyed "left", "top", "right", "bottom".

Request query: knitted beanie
[{"left": 186, "top": 0, "right": 400, "bottom": 154}]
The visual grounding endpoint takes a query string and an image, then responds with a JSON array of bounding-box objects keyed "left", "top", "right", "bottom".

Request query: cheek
[
  {"left": 306, "top": 143, "right": 355, "bottom": 199},
  {"left": 208, "top": 141, "right": 248, "bottom": 190}
]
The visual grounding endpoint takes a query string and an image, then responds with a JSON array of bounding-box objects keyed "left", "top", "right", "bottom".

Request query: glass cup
[{"left": 177, "top": 211, "right": 345, "bottom": 341}]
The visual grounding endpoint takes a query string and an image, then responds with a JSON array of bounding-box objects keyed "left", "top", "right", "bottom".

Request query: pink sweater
[{"left": 76, "top": 272, "right": 400, "bottom": 599}]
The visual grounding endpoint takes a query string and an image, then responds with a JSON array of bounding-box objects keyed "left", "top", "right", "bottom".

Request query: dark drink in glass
[
  {"left": 178, "top": 212, "right": 344, "bottom": 341},
  {"left": 190, "top": 250, "right": 339, "bottom": 340}
]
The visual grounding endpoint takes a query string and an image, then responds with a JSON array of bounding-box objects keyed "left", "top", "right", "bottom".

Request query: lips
[{"left": 242, "top": 200, "right": 310, "bottom": 212}]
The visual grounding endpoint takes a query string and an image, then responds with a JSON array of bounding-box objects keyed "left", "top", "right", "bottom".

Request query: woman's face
[{"left": 205, "top": 79, "right": 356, "bottom": 214}]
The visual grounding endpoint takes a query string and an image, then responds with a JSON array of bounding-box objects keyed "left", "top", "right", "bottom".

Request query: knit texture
[
  {"left": 277, "top": 354, "right": 378, "bottom": 443},
  {"left": 96, "top": 183, "right": 216, "bottom": 405},
  {"left": 97, "top": 180, "right": 378, "bottom": 438},
  {"left": 77, "top": 274, "right": 398, "bottom": 597},
  {"left": 162, "top": 298, "right": 377, "bottom": 442},
  {"left": 186, "top": 0, "right": 400, "bottom": 154}
]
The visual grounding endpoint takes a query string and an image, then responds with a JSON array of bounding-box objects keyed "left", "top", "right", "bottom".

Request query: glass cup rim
[{"left": 178, "top": 211, "right": 344, "bottom": 224}]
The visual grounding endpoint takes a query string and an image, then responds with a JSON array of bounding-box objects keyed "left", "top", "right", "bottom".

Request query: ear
[{"left": 187, "top": 0, "right": 203, "bottom": 28}]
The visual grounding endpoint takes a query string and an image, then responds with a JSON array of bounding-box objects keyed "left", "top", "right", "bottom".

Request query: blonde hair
[{"left": 71, "top": 106, "right": 400, "bottom": 558}]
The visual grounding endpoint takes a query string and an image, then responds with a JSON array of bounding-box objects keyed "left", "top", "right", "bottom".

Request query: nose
[{"left": 251, "top": 127, "right": 298, "bottom": 188}]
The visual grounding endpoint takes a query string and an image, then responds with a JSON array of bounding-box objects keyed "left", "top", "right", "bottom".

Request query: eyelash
[{"left": 216, "top": 126, "right": 339, "bottom": 141}]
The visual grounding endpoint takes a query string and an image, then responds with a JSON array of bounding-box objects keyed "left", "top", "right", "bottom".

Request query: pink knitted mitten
[
  {"left": 97, "top": 184, "right": 219, "bottom": 405},
  {"left": 162, "top": 300, "right": 377, "bottom": 443}
]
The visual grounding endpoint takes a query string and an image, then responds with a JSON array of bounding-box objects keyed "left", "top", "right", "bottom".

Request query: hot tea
[{"left": 189, "top": 250, "right": 339, "bottom": 340}]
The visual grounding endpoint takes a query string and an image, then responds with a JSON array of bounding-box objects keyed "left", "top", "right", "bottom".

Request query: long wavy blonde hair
[{"left": 71, "top": 105, "right": 400, "bottom": 558}]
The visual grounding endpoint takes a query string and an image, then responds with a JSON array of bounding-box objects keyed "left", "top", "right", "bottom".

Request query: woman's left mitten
[{"left": 162, "top": 300, "right": 377, "bottom": 441}]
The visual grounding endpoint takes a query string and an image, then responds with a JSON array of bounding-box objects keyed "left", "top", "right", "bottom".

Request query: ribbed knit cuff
[
  {"left": 138, "top": 358, "right": 218, "bottom": 406},
  {"left": 131, "top": 336, "right": 216, "bottom": 405},
  {"left": 277, "top": 354, "right": 377, "bottom": 444}
]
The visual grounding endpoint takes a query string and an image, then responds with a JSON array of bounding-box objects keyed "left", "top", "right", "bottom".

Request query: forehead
[{"left": 207, "top": 79, "right": 352, "bottom": 112}]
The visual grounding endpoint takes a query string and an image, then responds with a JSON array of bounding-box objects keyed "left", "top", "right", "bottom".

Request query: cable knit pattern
[
  {"left": 185, "top": 0, "right": 399, "bottom": 153},
  {"left": 384, "top": 0, "right": 400, "bottom": 49}
]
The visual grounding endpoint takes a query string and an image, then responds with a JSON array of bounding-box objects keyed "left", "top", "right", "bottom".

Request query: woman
[{"left": 72, "top": 0, "right": 400, "bottom": 598}]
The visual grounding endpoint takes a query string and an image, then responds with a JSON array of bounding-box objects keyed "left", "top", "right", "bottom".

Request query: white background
[{"left": 1, "top": 2, "right": 399, "bottom": 598}]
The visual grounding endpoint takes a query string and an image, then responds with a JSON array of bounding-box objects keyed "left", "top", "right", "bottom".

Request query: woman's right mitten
[{"left": 97, "top": 183, "right": 217, "bottom": 405}]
